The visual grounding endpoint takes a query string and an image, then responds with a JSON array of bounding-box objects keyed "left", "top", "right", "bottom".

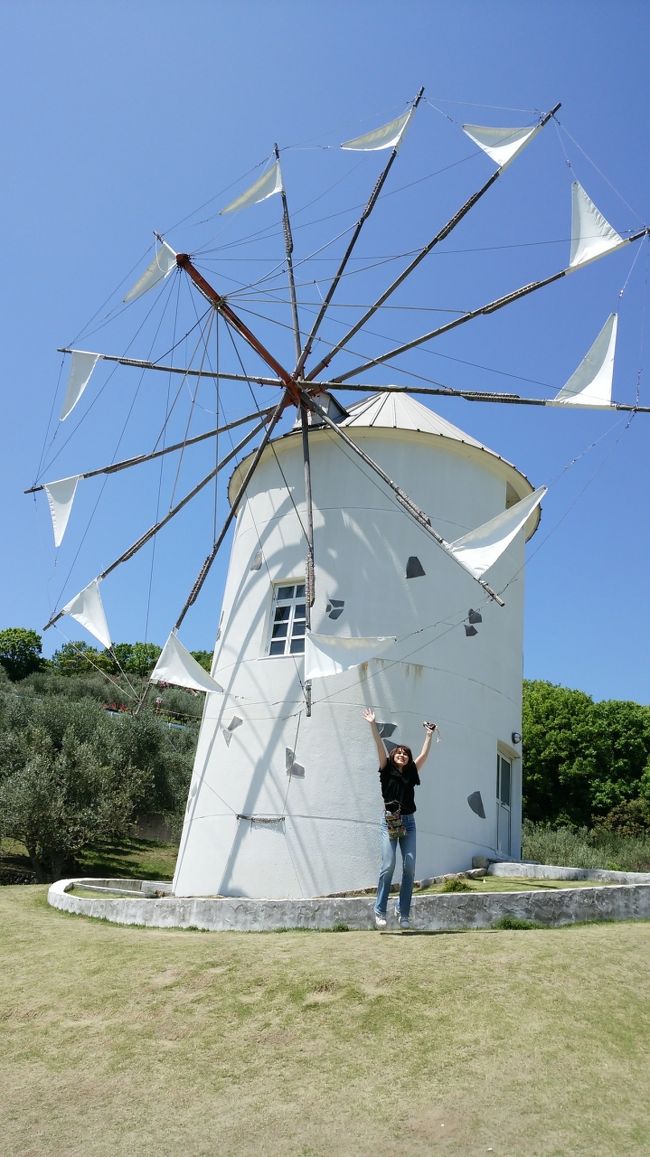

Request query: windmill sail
[
  {"left": 569, "top": 182, "right": 624, "bottom": 269},
  {"left": 462, "top": 122, "right": 540, "bottom": 170},
  {"left": 59, "top": 351, "right": 101, "bottom": 420},
  {"left": 341, "top": 109, "right": 412, "bottom": 151},
  {"left": 150, "top": 631, "right": 223, "bottom": 694},
  {"left": 220, "top": 161, "right": 283, "bottom": 214},
  {"left": 304, "top": 632, "right": 397, "bottom": 679},
  {"left": 61, "top": 578, "right": 111, "bottom": 649},
  {"left": 44, "top": 475, "right": 80, "bottom": 547},
  {"left": 446, "top": 487, "right": 547, "bottom": 579},
  {"left": 123, "top": 241, "right": 177, "bottom": 303},
  {"left": 551, "top": 314, "right": 617, "bottom": 408}
]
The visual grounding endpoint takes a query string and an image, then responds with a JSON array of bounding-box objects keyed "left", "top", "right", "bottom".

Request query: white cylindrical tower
[{"left": 173, "top": 393, "right": 540, "bottom": 898}]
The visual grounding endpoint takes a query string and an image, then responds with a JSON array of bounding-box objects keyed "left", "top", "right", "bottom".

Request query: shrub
[
  {"left": 597, "top": 798, "right": 650, "bottom": 838},
  {"left": 522, "top": 819, "right": 650, "bottom": 873},
  {"left": 492, "top": 916, "right": 541, "bottom": 931},
  {"left": 440, "top": 877, "right": 471, "bottom": 892}
]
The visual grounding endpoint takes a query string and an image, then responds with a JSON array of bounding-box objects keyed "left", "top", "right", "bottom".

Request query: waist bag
[{"left": 384, "top": 800, "right": 405, "bottom": 840}]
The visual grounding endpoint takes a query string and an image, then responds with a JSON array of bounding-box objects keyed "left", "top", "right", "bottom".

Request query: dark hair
[{"left": 388, "top": 744, "right": 413, "bottom": 768}]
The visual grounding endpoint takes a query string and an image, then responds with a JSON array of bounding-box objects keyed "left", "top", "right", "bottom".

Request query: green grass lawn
[
  {"left": 0, "top": 836, "right": 178, "bottom": 883},
  {"left": 1, "top": 886, "right": 648, "bottom": 1156},
  {"left": 77, "top": 837, "right": 178, "bottom": 879}
]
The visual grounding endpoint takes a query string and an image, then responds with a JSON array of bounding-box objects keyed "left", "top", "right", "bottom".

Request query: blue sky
[{"left": 3, "top": 0, "right": 649, "bottom": 703}]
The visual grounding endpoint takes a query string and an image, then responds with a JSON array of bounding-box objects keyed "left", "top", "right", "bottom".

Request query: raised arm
[
  {"left": 415, "top": 721, "right": 437, "bottom": 771},
  {"left": 362, "top": 707, "right": 388, "bottom": 770}
]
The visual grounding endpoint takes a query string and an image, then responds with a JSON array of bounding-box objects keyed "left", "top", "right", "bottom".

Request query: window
[
  {"left": 268, "top": 583, "right": 306, "bottom": 656},
  {"left": 497, "top": 754, "right": 511, "bottom": 808},
  {"left": 496, "top": 751, "right": 512, "bottom": 855}
]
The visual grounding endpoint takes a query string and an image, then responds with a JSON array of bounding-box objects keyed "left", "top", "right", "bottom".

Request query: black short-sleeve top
[{"left": 379, "top": 761, "right": 421, "bottom": 815}]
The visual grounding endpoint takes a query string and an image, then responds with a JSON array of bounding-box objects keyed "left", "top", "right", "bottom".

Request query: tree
[
  {"left": 0, "top": 628, "right": 43, "bottom": 680},
  {"left": 190, "top": 650, "right": 213, "bottom": 673},
  {"left": 50, "top": 640, "right": 114, "bottom": 676},
  {"left": 0, "top": 694, "right": 151, "bottom": 880},
  {"left": 101, "top": 641, "right": 162, "bottom": 677},
  {"left": 125, "top": 642, "right": 162, "bottom": 677},
  {"left": 522, "top": 680, "right": 650, "bottom": 828}
]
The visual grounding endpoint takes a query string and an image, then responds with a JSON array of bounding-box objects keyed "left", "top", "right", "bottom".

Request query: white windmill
[{"left": 30, "top": 92, "right": 648, "bottom": 899}]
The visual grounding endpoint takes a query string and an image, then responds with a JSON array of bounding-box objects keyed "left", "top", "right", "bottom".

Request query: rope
[
  {"left": 38, "top": 270, "right": 182, "bottom": 484},
  {"left": 168, "top": 311, "right": 216, "bottom": 508},
  {"left": 210, "top": 337, "right": 319, "bottom": 706},
  {"left": 144, "top": 281, "right": 184, "bottom": 644},
  {"left": 553, "top": 115, "right": 646, "bottom": 226},
  {"left": 47, "top": 624, "right": 140, "bottom": 701},
  {"left": 47, "top": 277, "right": 183, "bottom": 619}
]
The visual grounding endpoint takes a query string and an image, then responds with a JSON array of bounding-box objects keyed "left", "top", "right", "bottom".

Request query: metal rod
[
  {"left": 298, "top": 388, "right": 506, "bottom": 606},
  {"left": 175, "top": 253, "right": 301, "bottom": 402},
  {"left": 300, "top": 397, "right": 315, "bottom": 719},
  {"left": 300, "top": 402, "right": 315, "bottom": 616},
  {"left": 306, "top": 102, "right": 562, "bottom": 382},
  {"left": 329, "top": 225, "right": 650, "bottom": 384},
  {"left": 57, "top": 348, "right": 285, "bottom": 390},
  {"left": 295, "top": 87, "right": 424, "bottom": 380},
  {"left": 174, "top": 392, "right": 290, "bottom": 629},
  {"left": 275, "top": 144, "right": 302, "bottom": 364},
  {"left": 331, "top": 271, "right": 565, "bottom": 383},
  {"left": 42, "top": 416, "right": 271, "bottom": 633},
  {"left": 54, "top": 351, "right": 650, "bottom": 414},
  {"left": 333, "top": 381, "right": 650, "bottom": 412},
  {"left": 25, "top": 407, "right": 276, "bottom": 494}
]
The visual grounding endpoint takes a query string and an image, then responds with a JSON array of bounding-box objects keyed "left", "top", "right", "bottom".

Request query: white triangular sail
[
  {"left": 123, "top": 241, "right": 177, "bottom": 303},
  {"left": 551, "top": 314, "right": 617, "bottom": 408},
  {"left": 220, "top": 161, "right": 283, "bottom": 214},
  {"left": 44, "top": 475, "right": 81, "bottom": 547},
  {"left": 150, "top": 631, "right": 223, "bottom": 694},
  {"left": 462, "top": 122, "right": 539, "bottom": 170},
  {"left": 446, "top": 487, "right": 547, "bottom": 579},
  {"left": 341, "top": 109, "right": 412, "bottom": 152},
  {"left": 59, "top": 351, "right": 101, "bottom": 421},
  {"left": 62, "top": 578, "right": 112, "bottom": 650},
  {"left": 304, "top": 632, "right": 397, "bottom": 680},
  {"left": 569, "top": 182, "right": 624, "bottom": 269}
]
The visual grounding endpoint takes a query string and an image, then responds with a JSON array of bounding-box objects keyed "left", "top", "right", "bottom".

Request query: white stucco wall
[{"left": 173, "top": 419, "right": 535, "bottom": 898}]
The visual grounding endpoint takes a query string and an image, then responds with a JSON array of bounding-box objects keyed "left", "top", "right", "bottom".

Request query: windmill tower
[{"left": 172, "top": 392, "right": 540, "bottom": 899}]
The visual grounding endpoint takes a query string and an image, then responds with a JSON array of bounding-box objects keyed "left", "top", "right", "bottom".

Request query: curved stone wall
[{"left": 48, "top": 870, "right": 650, "bottom": 933}]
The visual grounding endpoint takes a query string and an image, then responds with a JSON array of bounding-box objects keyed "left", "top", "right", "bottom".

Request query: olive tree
[
  {"left": 0, "top": 628, "right": 44, "bottom": 680},
  {"left": 0, "top": 694, "right": 166, "bottom": 881}
]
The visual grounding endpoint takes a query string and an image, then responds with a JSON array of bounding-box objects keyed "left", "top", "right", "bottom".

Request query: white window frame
[{"left": 266, "top": 582, "right": 307, "bottom": 657}]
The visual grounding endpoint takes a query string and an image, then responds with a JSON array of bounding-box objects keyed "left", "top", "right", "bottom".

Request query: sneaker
[
  {"left": 374, "top": 912, "right": 387, "bottom": 929},
  {"left": 399, "top": 916, "right": 411, "bottom": 930}
]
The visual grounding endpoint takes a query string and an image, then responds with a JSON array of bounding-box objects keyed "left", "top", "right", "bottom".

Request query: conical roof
[
  {"left": 339, "top": 391, "right": 489, "bottom": 450},
  {"left": 334, "top": 392, "right": 537, "bottom": 512}
]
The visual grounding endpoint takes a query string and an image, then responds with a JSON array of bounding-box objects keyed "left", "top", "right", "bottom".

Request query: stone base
[{"left": 48, "top": 866, "right": 650, "bottom": 933}]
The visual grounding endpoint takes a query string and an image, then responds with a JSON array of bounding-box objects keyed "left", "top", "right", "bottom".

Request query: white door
[{"left": 496, "top": 752, "right": 512, "bottom": 857}]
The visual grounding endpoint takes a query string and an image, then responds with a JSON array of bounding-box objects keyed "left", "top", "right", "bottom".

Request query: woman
[{"left": 363, "top": 707, "right": 437, "bottom": 929}]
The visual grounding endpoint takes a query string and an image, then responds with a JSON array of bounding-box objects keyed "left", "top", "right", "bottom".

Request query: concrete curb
[
  {"left": 48, "top": 871, "right": 650, "bottom": 933},
  {"left": 485, "top": 861, "right": 650, "bottom": 885}
]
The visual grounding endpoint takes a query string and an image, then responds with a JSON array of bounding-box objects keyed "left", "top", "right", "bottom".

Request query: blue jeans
[{"left": 374, "top": 812, "right": 416, "bottom": 919}]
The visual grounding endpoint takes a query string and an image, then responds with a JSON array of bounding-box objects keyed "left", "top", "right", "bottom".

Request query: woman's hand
[
  {"left": 415, "top": 720, "right": 437, "bottom": 769},
  {"left": 364, "top": 707, "right": 387, "bottom": 768}
]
